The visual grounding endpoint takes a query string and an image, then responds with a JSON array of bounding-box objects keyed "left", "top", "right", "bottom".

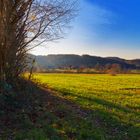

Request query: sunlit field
[{"left": 34, "top": 74, "right": 140, "bottom": 139}]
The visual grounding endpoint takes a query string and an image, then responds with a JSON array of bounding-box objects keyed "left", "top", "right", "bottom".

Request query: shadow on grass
[
  {"left": 0, "top": 80, "right": 139, "bottom": 140},
  {"left": 60, "top": 91, "right": 140, "bottom": 115}
]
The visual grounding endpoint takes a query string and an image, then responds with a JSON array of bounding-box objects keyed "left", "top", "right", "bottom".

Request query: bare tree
[{"left": 0, "top": 0, "right": 76, "bottom": 89}]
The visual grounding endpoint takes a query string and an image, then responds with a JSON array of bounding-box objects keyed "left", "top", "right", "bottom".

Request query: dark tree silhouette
[{"left": 0, "top": 0, "right": 76, "bottom": 90}]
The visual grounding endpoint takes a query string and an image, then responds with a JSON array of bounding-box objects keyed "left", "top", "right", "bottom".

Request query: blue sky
[{"left": 31, "top": 0, "right": 140, "bottom": 59}]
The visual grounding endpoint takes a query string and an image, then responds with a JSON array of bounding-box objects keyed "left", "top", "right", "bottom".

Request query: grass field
[{"left": 33, "top": 74, "right": 140, "bottom": 140}]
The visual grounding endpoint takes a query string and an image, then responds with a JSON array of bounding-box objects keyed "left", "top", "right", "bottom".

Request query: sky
[{"left": 30, "top": 0, "right": 140, "bottom": 59}]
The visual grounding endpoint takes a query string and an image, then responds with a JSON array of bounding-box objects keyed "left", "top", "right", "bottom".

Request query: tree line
[{"left": 0, "top": 0, "right": 76, "bottom": 92}]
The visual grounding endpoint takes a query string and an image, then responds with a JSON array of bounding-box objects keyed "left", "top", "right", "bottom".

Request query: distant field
[{"left": 34, "top": 74, "right": 140, "bottom": 139}]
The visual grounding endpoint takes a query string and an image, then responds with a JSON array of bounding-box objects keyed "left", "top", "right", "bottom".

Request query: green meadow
[{"left": 32, "top": 74, "right": 140, "bottom": 140}]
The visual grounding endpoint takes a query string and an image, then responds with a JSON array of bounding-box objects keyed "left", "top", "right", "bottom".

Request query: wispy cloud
[
  {"left": 80, "top": 0, "right": 114, "bottom": 25},
  {"left": 30, "top": 0, "right": 140, "bottom": 59},
  {"left": 73, "top": 0, "right": 116, "bottom": 42}
]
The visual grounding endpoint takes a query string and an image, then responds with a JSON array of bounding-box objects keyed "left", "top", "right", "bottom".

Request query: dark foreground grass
[
  {"left": 0, "top": 80, "right": 107, "bottom": 140},
  {"left": 0, "top": 74, "right": 140, "bottom": 140}
]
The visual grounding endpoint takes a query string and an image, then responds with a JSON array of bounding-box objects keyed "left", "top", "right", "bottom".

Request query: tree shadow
[
  {"left": 45, "top": 90, "right": 140, "bottom": 140},
  {"left": 0, "top": 80, "right": 139, "bottom": 140},
  {"left": 60, "top": 91, "right": 140, "bottom": 115}
]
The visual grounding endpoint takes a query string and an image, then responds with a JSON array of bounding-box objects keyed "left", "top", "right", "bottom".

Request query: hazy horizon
[
  {"left": 31, "top": 53, "right": 140, "bottom": 60},
  {"left": 30, "top": 0, "right": 140, "bottom": 59}
]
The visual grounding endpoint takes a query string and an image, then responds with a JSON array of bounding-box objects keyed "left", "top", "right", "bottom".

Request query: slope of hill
[
  {"left": 29, "top": 54, "right": 140, "bottom": 70},
  {"left": 127, "top": 59, "right": 140, "bottom": 67}
]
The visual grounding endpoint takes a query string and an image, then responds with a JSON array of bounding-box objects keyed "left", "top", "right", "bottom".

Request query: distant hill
[
  {"left": 126, "top": 59, "right": 140, "bottom": 67},
  {"left": 28, "top": 54, "right": 140, "bottom": 71}
]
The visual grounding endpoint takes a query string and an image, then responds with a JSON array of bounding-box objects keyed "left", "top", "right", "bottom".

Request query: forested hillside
[{"left": 30, "top": 54, "right": 140, "bottom": 70}]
